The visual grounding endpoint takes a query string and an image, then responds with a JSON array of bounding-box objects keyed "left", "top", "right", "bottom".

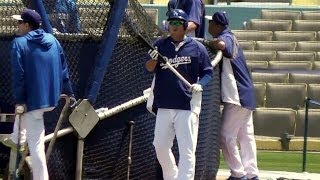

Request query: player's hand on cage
[
  {"left": 190, "top": 84, "right": 203, "bottom": 94},
  {"left": 148, "top": 49, "right": 159, "bottom": 61},
  {"left": 69, "top": 96, "right": 77, "bottom": 108},
  {"left": 15, "top": 104, "right": 26, "bottom": 114}
]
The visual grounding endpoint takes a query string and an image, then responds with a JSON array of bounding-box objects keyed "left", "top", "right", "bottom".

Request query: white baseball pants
[
  {"left": 153, "top": 108, "right": 199, "bottom": 180},
  {"left": 11, "top": 108, "right": 49, "bottom": 180},
  {"left": 220, "top": 103, "right": 259, "bottom": 179}
]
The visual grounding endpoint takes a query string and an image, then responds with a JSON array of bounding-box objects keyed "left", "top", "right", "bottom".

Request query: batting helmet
[{"left": 167, "top": 9, "right": 188, "bottom": 29}]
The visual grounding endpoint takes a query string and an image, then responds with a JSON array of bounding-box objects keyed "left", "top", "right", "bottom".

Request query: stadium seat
[
  {"left": 296, "top": 109, "right": 320, "bottom": 137},
  {"left": 276, "top": 51, "right": 316, "bottom": 61},
  {"left": 246, "top": 19, "right": 292, "bottom": 31},
  {"left": 238, "top": 40, "right": 256, "bottom": 50},
  {"left": 254, "top": 82, "right": 266, "bottom": 107},
  {"left": 268, "top": 61, "right": 313, "bottom": 70},
  {"left": 256, "top": 41, "right": 296, "bottom": 51},
  {"left": 296, "top": 41, "right": 320, "bottom": 51},
  {"left": 266, "top": 83, "right": 307, "bottom": 109},
  {"left": 261, "top": 9, "right": 301, "bottom": 20},
  {"left": 314, "top": 61, "right": 320, "bottom": 70},
  {"left": 317, "top": 52, "right": 320, "bottom": 60},
  {"left": 252, "top": 72, "right": 289, "bottom": 83},
  {"left": 307, "top": 84, "right": 320, "bottom": 108},
  {"left": 244, "top": 50, "right": 276, "bottom": 61},
  {"left": 293, "top": 20, "right": 320, "bottom": 31},
  {"left": 289, "top": 73, "right": 320, "bottom": 84},
  {"left": 232, "top": 30, "right": 273, "bottom": 41},
  {"left": 247, "top": 61, "right": 268, "bottom": 70},
  {"left": 274, "top": 31, "right": 316, "bottom": 41},
  {"left": 302, "top": 11, "right": 320, "bottom": 20},
  {"left": 253, "top": 108, "right": 296, "bottom": 137}
]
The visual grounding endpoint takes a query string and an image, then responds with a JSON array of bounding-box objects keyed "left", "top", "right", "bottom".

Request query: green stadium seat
[
  {"left": 289, "top": 73, "right": 320, "bottom": 84},
  {"left": 307, "top": 84, "right": 320, "bottom": 109},
  {"left": 256, "top": 41, "right": 296, "bottom": 51},
  {"left": 254, "top": 82, "right": 266, "bottom": 107},
  {"left": 232, "top": 30, "right": 273, "bottom": 41},
  {"left": 252, "top": 72, "right": 289, "bottom": 83},
  {"left": 261, "top": 9, "right": 301, "bottom": 20},
  {"left": 296, "top": 109, "right": 320, "bottom": 137},
  {"left": 274, "top": 31, "right": 316, "bottom": 41},
  {"left": 293, "top": 20, "right": 320, "bottom": 31},
  {"left": 253, "top": 108, "right": 296, "bottom": 137},
  {"left": 246, "top": 19, "right": 292, "bottom": 31},
  {"left": 266, "top": 83, "right": 307, "bottom": 109},
  {"left": 269, "top": 61, "right": 313, "bottom": 70},
  {"left": 296, "top": 41, "right": 320, "bottom": 51},
  {"left": 314, "top": 61, "right": 320, "bottom": 70},
  {"left": 247, "top": 61, "right": 268, "bottom": 70},
  {"left": 276, "top": 51, "right": 316, "bottom": 61},
  {"left": 302, "top": 11, "right": 320, "bottom": 20},
  {"left": 244, "top": 50, "right": 276, "bottom": 61},
  {"left": 238, "top": 40, "right": 256, "bottom": 50}
]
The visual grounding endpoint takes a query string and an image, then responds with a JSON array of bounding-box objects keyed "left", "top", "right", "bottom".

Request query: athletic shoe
[
  {"left": 249, "top": 176, "right": 259, "bottom": 180},
  {"left": 1, "top": 138, "right": 26, "bottom": 152},
  {"left": 227, "top": 176, "right": 248, "bottom": 180}
]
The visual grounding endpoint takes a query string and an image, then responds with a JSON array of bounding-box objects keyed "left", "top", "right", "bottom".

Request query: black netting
[{"left": 0, "top": 0, "right": 221, "bottom": 179}]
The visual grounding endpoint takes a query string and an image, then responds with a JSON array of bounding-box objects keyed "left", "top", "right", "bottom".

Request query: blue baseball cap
[
  {"left": 205, "top": 11, "right": 229, "bottom": 26},
  {"left": 12, "top": 8, "right": 41, "bottom": 24}
]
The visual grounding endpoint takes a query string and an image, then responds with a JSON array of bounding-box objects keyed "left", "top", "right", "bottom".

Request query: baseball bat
[
  {"left": 14, "top": 106, "right": 24, "bottom": 180},
  {"left": 137, "top": 34, "right": 192, "bottom": 88},
  {"left": 127, "top": 121, "right": 134, "bottom": 180},
  {"left": 46, "top": 95, "right": 71, "bottom": 161}
]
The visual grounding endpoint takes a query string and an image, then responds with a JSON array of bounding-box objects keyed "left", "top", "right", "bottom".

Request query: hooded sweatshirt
[{"left": 11, "top": 29, "right": 73, "bottom": 112}]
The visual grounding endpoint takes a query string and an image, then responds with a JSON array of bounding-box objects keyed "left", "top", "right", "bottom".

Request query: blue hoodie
[{"left": 11, "top": 29, "right": 73, "bottom": 112}]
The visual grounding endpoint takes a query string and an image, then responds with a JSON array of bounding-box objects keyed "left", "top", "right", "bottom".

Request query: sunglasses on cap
[{"left": 169, "top": 20, "right": 184, "bottom": 26}]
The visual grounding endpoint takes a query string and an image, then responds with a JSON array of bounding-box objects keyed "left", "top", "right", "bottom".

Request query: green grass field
[{"left": 219, "top": 151, "right": 320, "bottom": 173}]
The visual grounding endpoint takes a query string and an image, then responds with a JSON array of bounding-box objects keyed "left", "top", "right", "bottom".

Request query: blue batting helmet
[{"left": 167, "top": 9, "right": 188, "bottom": 29}]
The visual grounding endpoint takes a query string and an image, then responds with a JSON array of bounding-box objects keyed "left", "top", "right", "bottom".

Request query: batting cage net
[{"left": 0, "top": 0, "right": 221, "bottom": 179}]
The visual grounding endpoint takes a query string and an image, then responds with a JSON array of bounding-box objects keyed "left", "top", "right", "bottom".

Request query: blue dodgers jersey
[
  {"left": 152, "top": 36, "right": 212, "bottom": 110},
  {"left": 219, "top": 29, "right": 256, "bottom": 110}
]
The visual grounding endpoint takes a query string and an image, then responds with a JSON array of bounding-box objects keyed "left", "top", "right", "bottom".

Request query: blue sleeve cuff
[{"left": 199, "top": 74, "right": 213, "bottom": 87}]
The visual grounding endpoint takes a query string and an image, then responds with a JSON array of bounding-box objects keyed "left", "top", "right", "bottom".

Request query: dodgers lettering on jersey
[
  {"left": 151, "top": 36, "right": 212, "bottom": 111},
  {"left": 160, "top": 55, "right": 192, "bottom": 69}
]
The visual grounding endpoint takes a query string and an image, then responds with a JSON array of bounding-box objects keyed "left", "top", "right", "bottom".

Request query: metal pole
[
  {"left": 76, "top": 137, "right": 84, "bottom": 180},
  {"left": 302, "top": 98, "right": 309, "bottom": 172}
]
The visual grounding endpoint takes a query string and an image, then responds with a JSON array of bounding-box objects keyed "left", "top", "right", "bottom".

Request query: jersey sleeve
[
  {"left": 187, "top": 0, "right": 202, "bottom": 26},
  {"left": 219, "top": 35, "right": 234, "bottom": 59},
  {"left": 10, "top": 40, "right": 26, "bottom": 104}
]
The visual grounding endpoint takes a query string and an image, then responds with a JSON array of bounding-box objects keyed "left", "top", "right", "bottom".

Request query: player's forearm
[
  {"left": 186, "top": 22, "right": 198, "bottom": 34},
  {"left": 209, "top": 38, "right": 226, "bottom": 51},
  {"left": 145, "top": 59, "right": 157, "bottom": 73}
]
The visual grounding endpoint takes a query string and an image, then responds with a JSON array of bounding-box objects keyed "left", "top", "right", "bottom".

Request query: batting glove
[
  {"left": 190, "top": 83, "right": 203, "bottom": 94},
  {"left": 148, "top": 49, "right": 158, "bottom": 61}
]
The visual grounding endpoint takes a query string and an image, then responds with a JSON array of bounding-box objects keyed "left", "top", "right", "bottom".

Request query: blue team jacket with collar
[
  {"left": 218, "top": 28, "right": 256, "bottom": 110},
  {"left": 11, "top": 29, "right": 73, "bottom": 112},
  {"left": 152, "top": 36, "right": 213, "bottom": 110}
]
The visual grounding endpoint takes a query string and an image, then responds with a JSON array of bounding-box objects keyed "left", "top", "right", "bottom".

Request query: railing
[{"left": 302, "top": 98, "right": 320, "bottom": 172}]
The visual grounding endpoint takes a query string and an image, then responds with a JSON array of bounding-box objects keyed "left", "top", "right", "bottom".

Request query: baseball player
[
  {"left": 1, "top": 9, "right": 74, "bottom": 180},
  {"left": 146, "top": 9, "right": 213, "bottom": 180},
  {"left": 166, "top": 0, "right": 205, "bottom": 38},
  {"left": 206, "top": 12, "right": 259, "bottom": 180}
]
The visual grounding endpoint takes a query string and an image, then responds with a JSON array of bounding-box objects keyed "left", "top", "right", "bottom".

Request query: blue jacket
[
  {"left": 218, "top": 29, "right": 256, "bottom": 110},
  {"left": 11, "top": 29, "right": 73, "bottom": 112}
]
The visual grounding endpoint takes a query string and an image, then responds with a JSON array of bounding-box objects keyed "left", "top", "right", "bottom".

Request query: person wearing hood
[
  {"left": 206, "top": 12, "right": 259, "bottom": 180},
  {"left": 1, "top": 8, "right": 74, "bottom": 180}
]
